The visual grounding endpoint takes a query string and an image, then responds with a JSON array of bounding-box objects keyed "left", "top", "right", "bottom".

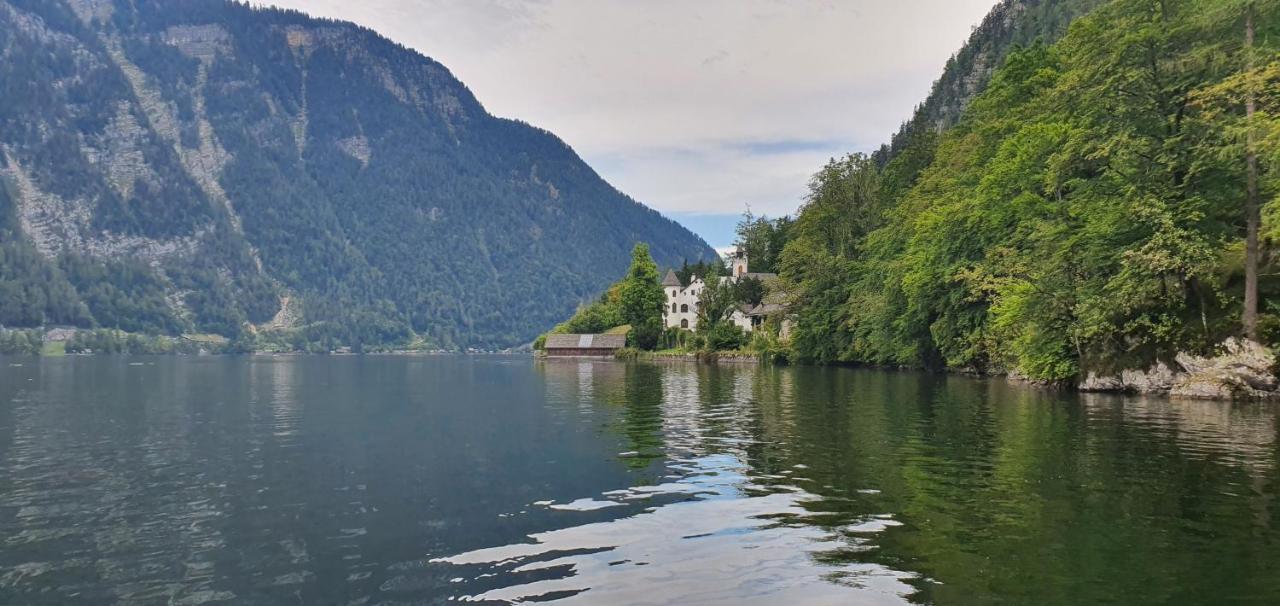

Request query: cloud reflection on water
[{"left": 435, "top": 361, "right": 916, "bottom": 604}]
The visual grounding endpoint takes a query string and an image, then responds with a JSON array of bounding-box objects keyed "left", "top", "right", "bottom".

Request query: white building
[
  {"left": 662, "top": 271, "right": 704, "bottom": 330},
  {"left": 661, "top": 250, "right": 786, "bottom": 333}
]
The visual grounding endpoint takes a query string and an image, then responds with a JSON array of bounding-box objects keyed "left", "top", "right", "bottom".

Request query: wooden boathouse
[{"left": 543, "top": 334, "right": 627, "bottom": 357}]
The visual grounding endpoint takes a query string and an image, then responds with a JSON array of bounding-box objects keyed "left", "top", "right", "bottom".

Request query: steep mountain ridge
[
  {"left": 779, "top": 0, "right": 1280, "bottom": 383},
  {"left": 875, "top": 0, "right": 1107, "bottom": 164},
  {"left": 0, "top": 0, "right": 716, "bottom": 348}
]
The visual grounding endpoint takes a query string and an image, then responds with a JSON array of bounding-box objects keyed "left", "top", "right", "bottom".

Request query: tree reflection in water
[{"left": 444, "top": 361, "right": 1280, "bottom": 605}]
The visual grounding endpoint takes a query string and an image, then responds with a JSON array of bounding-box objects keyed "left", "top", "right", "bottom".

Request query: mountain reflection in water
[{"left": 0, "top": 356, "right": 1277, "bottom": 605}]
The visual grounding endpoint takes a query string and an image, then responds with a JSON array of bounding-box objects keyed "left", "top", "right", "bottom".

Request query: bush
[
  {"left": 703, "top": 322, "right": 746, "bottom": 351},
  {"left": 1260, "top": 314, "right": 1280, "bottom": 349},
  {"left": 749, "top": 321, "right": 791, "bottom": 364},
  {"left": 66, "top": 329, "right": 177, "bottom": 354},
  {"left": 629, "top": 317, "right": 663, "bottom": 350},
  {"left": 657, "top": 327, "right": 696, "bottom": 351},
  {"left": 0, "top": 329, "right": 43, "bottom": 355}
]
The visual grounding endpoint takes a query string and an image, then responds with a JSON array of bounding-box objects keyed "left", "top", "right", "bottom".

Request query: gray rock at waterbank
[{"left": 1079, "top": 338, "right": 1279, "bottom": 399}]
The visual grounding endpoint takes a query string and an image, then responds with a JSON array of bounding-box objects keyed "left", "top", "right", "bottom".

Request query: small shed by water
[{"left": 543, "top": 334, "right": 627, "bottom": 357}]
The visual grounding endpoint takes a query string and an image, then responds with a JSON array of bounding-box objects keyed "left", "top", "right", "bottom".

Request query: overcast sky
[{"left": 264, "top": 0, "right": 998, "bottom": 248}]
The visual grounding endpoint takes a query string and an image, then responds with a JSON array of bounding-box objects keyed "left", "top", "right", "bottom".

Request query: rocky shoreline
[
  {"left": 629, "top": 340, "right": 1280, "bottom": 402},
  {"left": 1077, "top": 338, "right": 1279, "bottom": 400}
]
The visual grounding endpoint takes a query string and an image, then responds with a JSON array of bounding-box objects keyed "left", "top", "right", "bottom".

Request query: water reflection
[
  {"left": 447, "top": 363, "right": 1280, "bottom": 604},
  {"left": 436, "top": 452, "right": 914, "bottom": 604},
  {"left": 435, "top": 363, "right": 924, "bottom": 604},
  {"left": 0, "top": 358, "right": 1277, "bottom": 604},
  {"left": 1082, "top": 394, "right": 1277, "bottom": 474}
]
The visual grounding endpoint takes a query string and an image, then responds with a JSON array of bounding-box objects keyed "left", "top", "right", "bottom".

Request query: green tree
[
  {"left": 547, "top": 282, "right": 626, "bottom": 336},
  {"left": 734, "top": 210, "right": 793, "bottom": 275},
  {"left": 696, "top": 276, "right": 739, "bottom": 329},
  {"left": 779, "top": 153, "right": 882, "bottom": 364},
  {"left": 734, "top": 276, "right": 766, "bottom": 307},
  {"left": 676, "top": 258, "right": 728, "bottom": 286},
  {"left": 777, "top": 0, "right": 1280, "bottom": 378},
  {"left": 619, "top": 243, "right": 666, "bottom": 350}
]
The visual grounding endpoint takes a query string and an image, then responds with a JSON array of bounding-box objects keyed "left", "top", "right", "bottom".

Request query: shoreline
[{"left": 9, "top": 347, "right": 1279, "bottom": 403}]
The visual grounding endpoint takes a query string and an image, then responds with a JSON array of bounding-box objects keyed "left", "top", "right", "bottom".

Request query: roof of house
[
  {"left": 744, "top": 303, "right": 788, "bottom": 317},
  {"left": 741, "top": 272, "right": 779, "bottom": 282},
  {"left": 662, "top": 269, "right": 682, "bottom": 287},
  {"left": 544, "top": 333, "right": 628, "bottom": 350},
  {"left": 761, "top": 287, "right": 789, "bottom": 306}
]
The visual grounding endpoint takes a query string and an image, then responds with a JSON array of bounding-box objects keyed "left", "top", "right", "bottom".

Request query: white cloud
[{"left": 265, "top": 0, "right": 997, "bottom": 232}]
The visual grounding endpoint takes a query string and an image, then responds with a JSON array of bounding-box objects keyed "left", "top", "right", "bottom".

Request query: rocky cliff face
[{"left": 0, "top": 0, "right": 716, "bottom": 348}]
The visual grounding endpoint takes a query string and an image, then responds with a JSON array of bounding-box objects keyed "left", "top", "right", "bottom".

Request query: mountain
[
  {"left": 778, "top": 0, "right": 1278, "bottom": 383},
  {"left": 0, "top": 0, "right": 716, "bottom": 350},
  {"left": 874, "top": 0, "right": 1107, "bottom": 166}
]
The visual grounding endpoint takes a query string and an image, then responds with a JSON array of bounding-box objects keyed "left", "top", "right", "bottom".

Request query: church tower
[{"left": 730, "top": 248, "right": 749, "bottom": 278}]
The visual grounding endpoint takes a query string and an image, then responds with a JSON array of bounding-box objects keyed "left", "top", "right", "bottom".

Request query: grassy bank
[{"left": 611, "top": 347, "right": 771, "bottom": 364}]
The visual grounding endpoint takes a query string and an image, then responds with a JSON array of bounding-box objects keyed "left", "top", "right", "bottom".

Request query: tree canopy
[{"left": 774, "top": 0, "right": 1280, "bottom": 379}]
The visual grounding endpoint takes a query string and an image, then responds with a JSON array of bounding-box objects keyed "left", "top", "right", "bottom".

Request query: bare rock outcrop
[
  {"left": 67, "top": 0, "right": 113, "bottom": 25},
  {"left": 1079, "top": 372, "right": 1124, "bottom": 392},
  {"left": 163, "top": 25, "right": 230, "bottom": 62},
  {"left": 336, "top": 135, "right": 371, "bottom": 167},
  {"left": 1170, "top": 339, "right": 1278, "bottom": 399},
  {"left": 1078, "top": 338, "right": 1279, "bottom": 400},
  {"left": 1121, "top": 361, "right": 1180, "bottom": 394}
]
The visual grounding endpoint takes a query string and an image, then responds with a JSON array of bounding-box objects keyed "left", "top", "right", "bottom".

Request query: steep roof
[
  {"left": 662, "top": 269, "right": 682, "bottom": 287},
  {"left": 744, "top": 303, "right": 788, "bottom": 317},
  {"left": 544, "top": 334, "right": 627, "bottom": 350}
]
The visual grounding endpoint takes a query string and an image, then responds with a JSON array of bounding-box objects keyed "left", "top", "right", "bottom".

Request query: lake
[{"left": 0, "top": 355, "right": 1277, "bottom": 604}]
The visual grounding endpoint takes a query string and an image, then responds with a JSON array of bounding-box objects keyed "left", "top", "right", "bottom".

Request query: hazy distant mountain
[{"left": 0, "top": 0, "right": 716, "bottom": 349}]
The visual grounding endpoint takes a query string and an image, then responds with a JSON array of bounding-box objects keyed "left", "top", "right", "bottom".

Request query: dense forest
[
  {"left": 0, "top": 0, "right": 715, "bottom": 351},
  {"left": 875, "top": 0, "right": 1109, "bottom": 166},
  {"left": 761, "top": 0, "right": 1280, "bottom": 381}
]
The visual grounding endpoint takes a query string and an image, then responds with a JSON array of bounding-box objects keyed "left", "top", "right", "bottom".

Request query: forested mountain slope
[
  {"left": 778, "top": 0, "right": 1280, "bottom": 381},
  {"left": 875, "top": 0, "right": 1107, "bottom": 166},
  {"left": 0, "top": 0, "right": 715, "bottom": 349}
]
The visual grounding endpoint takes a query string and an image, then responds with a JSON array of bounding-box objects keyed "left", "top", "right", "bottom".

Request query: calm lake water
[{"left": 0, "top": 355, "right": 1278, "bottom": 605}]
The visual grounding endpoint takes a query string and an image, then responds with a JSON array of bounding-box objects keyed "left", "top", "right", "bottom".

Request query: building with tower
[{"left": 661, "top": 249, "right": 788, "bottom": 334}]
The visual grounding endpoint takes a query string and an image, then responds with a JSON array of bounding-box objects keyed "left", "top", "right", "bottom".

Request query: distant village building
[
  {"left": 662, "top": 249, "right": 790, "bottom": 335},
  {"left": 543, "top": 333, "right": 627, "bottom": 357}
]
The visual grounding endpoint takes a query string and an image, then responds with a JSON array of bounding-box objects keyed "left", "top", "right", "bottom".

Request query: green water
[{"left": 0, "top": 356, "right": 1277, "bottom": 604}]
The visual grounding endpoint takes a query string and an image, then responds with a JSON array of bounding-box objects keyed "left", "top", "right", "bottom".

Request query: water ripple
[{"left": 433, "top": 453, "right": 915, "bottom": 605}]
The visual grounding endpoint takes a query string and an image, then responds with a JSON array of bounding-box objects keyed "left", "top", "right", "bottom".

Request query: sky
[{"left": 264, "top": 0, "right": 1000, "bottom": 248}]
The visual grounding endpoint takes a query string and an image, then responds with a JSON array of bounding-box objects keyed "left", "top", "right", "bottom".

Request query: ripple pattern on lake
[
  {"left": 0, "top": 357, "right": 1278, "bottom": 605},
  {"left": 434, "top": 451, "right": 913, "bottom": 604}
]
